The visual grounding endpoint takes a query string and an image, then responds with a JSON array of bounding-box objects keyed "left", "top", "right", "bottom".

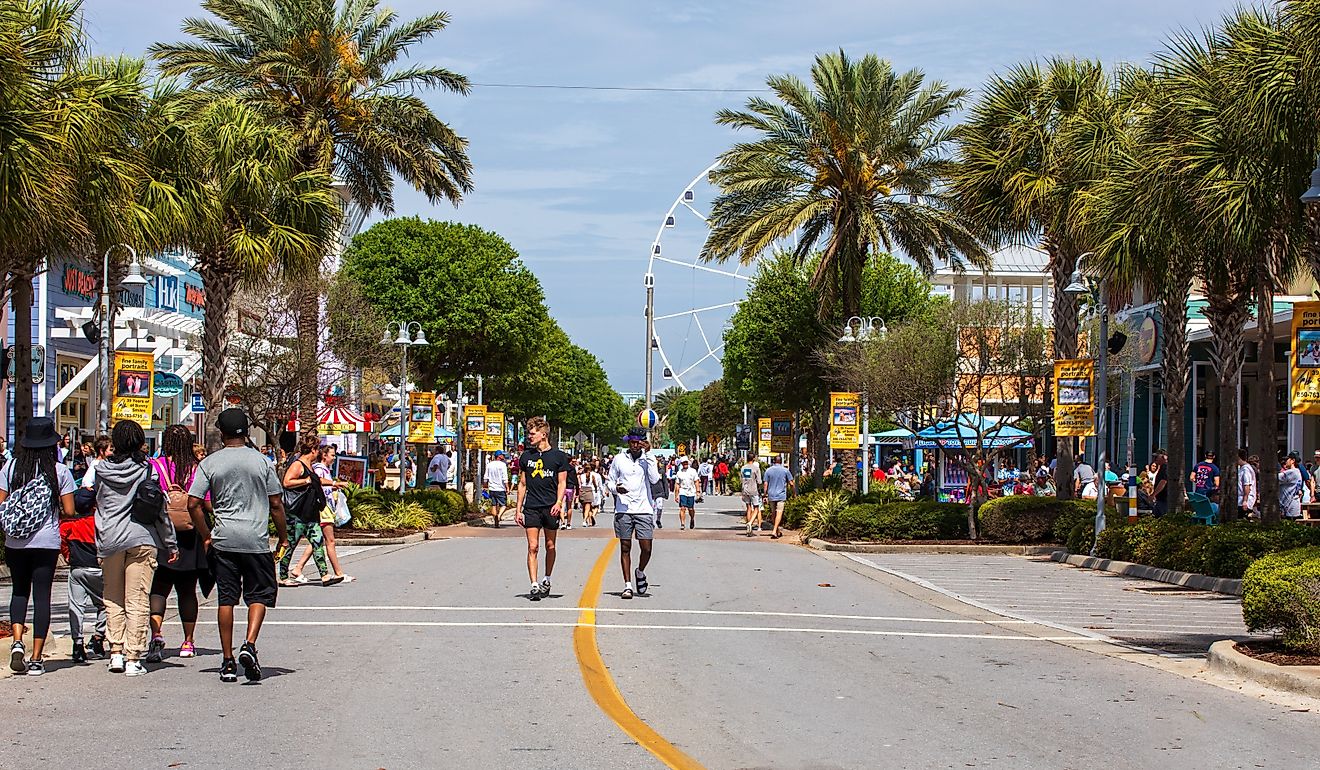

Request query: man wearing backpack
[{"left": 187, "top": 409, "right": 287, "bottom": 683}]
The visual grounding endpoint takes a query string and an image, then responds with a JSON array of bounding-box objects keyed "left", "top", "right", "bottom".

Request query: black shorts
[
  {"left": 211, "top": 549, "right": 278, "bottom": 607},
  {"left": 522, "top": 506, "right": 559, "bottom": 530}
]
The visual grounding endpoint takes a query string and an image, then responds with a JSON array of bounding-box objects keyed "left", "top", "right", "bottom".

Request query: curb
[
  {"left": 335, "top": 531, "right": 429, "bottom": 546},
  {"left": 807, "top": 539, "right": 1057, "bottom": 555},
  {"left": 1208, "top": 639, "right": 1320, "bottom": 698},
  {"left": 1050, "top": 551, "right": 1242, "bottom": 595}
]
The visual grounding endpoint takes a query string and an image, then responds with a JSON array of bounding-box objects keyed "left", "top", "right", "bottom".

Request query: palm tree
[
  {"left": 0, "top": 1, "right": 155, "bottom": 437},
  {"left": 139, "top": 89, "right": 340, "bottom": 446},
  {"left": 701, "top": 50, "right": 985, "bottom": 320},
  {"left": 152, "top": 0, "right": 474, "bottom": 439},
  {"left": 951, "top": 58, "right": 1121, "bottom": 500},
  {"left": 652, "top": 386, "right": 686, "bottom": 419}
]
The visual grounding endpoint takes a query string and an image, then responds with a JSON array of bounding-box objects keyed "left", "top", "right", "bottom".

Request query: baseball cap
[
  {"left": 73, "top": 488, "right": 96, "bottom": 516},
  {"left": 216, "top": 408, "right": 249, "bottom": 438},
  {"left": 622, "top": 427, "right": 648, "bottom": 442},
  {"left": 494, "top": 450, "right": 505, "bottom": 458}
]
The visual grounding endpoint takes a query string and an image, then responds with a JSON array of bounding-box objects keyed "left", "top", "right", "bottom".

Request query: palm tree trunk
[
  {"left": 296, "top": 278, "right": 320, "bottom": 442},
  {"left": 1204, "top": 286, "right": 1250, "bottom": 521},
  {"left": 1252, "top": 249, "right": 1280, "bottom": 523},
  {"left": 1160, "top": 276, "right": 1191, "bottom": 514},
  {"left": 813, "top": 404, "right": 828, "bottom": 486},
  {"left": 199, "top": 261, "right": 238, "bottom": 450},
  {"left": 10, "top": 272, "right": 34, "bottom": 441},
  {"left": 1048, "top": 237, "right": 1080, "bottom": 500}
]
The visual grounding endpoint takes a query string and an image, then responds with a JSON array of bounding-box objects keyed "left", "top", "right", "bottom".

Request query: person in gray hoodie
[{"left": 93, "top": 420, "right": 177, "bottom": 677}]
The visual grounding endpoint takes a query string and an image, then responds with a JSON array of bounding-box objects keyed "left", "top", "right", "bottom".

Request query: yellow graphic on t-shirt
[{"left": 529, "top": 458, "right": 549, "bottom": 478}]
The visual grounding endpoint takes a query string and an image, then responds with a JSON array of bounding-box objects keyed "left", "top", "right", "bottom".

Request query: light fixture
[
  {"left": 412, "top": 328, "right": 429, "bottom": 346},
  {"left": 838, "top": 327, "right": 856, "bottom": 343},
  {"left": 1063, "top": 271, "right": 1088, "bottom": 295},
  {"left": 379, "top": 329, "right": 393, "bottom": 345},
  {"left": 1303, "top": 161, "right": 1320, "bottom": 204},
  {"left": 121, "top": 261, "right": 148, "bottom": 289},
  {"left": 393, "top": 328, "right": 411, "bottom": 345}
]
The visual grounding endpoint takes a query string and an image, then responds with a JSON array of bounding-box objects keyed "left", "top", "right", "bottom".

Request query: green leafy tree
[
  {"left": 697, "top": 379, "right": 740, "bottom": 444},
  {"left": 153, "top": 0, "right": 475, "bottom": 439},
  {"left": 339, "top": 218, "right": 546, "bottom": 390},
  {"left": 702, "top": 50, "right": 985, "bottom": 321},
  {"left": 664, "top": 391, "right": 702, "bottom": 450}
]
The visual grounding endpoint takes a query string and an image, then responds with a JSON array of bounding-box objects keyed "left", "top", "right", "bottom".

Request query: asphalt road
[{"left": 4, "top": 495, "right": 1319, "bottom": 769}]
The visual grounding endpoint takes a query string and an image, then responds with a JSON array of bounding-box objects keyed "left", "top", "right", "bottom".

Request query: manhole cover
[{"left": 1123, "top": 584, "right": 1206, "bottom": 594}]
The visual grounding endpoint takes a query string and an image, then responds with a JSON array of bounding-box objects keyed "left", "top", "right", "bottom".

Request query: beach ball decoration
[{"left": 637, "top": 409, "right": 659, "bottom": 429}]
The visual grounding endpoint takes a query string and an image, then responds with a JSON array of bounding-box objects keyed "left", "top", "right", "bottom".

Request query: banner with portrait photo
[
  {"left": 1291, "top": 301, "right": 1320, "bottom": 414},
  {"left": 1053, "top": 359, "right": 1095, "bottom": 437},
  {"left": 829, "top": 392, "right": 860, "bottom": 449},
  {"left": 771, "top": 411, "right": 794, "bottom": 454},
  {"left": 483, "top": 411, "right": 505, "bottom": 452},
  {"left": 407, "top": 391, "right": 436, "bottom": 443},
  {"left": 111, "top": 351, "right": 154, "bottom": 424},
  {"left": 757, "top": 418, "right": 772, "bottom": 459},
  {"left": 464, "top": 405, "right": 486, "bottom": 449}
]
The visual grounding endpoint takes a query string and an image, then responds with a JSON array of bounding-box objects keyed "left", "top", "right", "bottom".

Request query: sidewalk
[{"left": 843, "top": 553, "right": 1266, "bottom": 655}]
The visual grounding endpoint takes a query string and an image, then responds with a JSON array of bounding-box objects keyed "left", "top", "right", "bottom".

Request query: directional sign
[{"left": 191, "top": 392, "right": 206, "bottom": 413}]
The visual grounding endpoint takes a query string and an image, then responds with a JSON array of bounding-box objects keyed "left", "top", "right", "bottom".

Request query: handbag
[
  {"left": 131, "top": 464, "right": 166, "bottom": 526},
  {"left": 0, "top": 473, "right": 55, "bottom": 540},
  {"left": 282, "top": 460, "right": 326, "bottom": 522}
]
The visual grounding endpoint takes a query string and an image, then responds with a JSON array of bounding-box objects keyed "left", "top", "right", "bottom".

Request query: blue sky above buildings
[{"left": 84, "top": 0, "right": 1240, "bottom": 394}]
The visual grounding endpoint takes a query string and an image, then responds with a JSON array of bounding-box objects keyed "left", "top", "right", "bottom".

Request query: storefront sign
[
  {"left": 191, "top": 392, "right": 206, "bottom": 413},
  {"left": 111, "top": 351, "right": 154, "bottom": 424},
  {"left": 1291, "top": 301, "right": 1320, "bottom": 414},
  {"left": 153, "top": 372, "right": 184, "bottom": 397},
  {"left": 829, "top": 392, "right": 860, "bottom": 449},
  {"left": 1053, "top": 359, "right": 1095, "bottom": 437},
  {"left": 407, "top": 391, "right": 436, "bottom": 443},
  {"left": 771, "top": 411, "right": 794, "bottom": 454},
  {"left": 62, "top": 265, "right": 97, "bottom": 300},
  {"left": 156, "top": 275, "right": 179, "bottom": 312},
  {"left": 483, "top": 411, "right": 505, "bottom": 452},
  {"left": 184, "top": 283, "right": 205, "bottom": 309},
  {"left": 463, "top": 404, "right": 487, "bottom": 449},
  {"left": 757, "top": 418, "right": 772, "bottom": 459},
  {"left": 5, "top": 344, "right": 45, "bottom": 384},
  {"left": 1137, "top": 314, "right": 1158, "bottom": 365}
]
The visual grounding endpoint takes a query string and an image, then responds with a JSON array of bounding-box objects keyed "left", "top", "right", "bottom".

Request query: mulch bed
[
  {"left": 333, "top": 527, "right": 423, "bottom": 539},
  {"left": 818, "top": 538, "right": 1054, "bottom": 546},
  {"left": 0, "top": 620, "right": 10, "bottom": 640},
  {"left": 1235, "top": 640, "right": 1320, "bottom": 667}
]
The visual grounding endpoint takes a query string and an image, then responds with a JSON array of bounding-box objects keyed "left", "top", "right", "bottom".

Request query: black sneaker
[
  {"left": 635, "top": 570, "right": 648, "bottom": 596},
  {"left": 9, "top": 641, "right": 25, "bottom": 673},
  {"left": 219, "top": 658, "right": 238, "bottom": 683},
  {"left": 237, "top": 642, "right": 262, "bottom": 682},
  {"left": 529, "top": 584, "right": 542, "bottom": 602},
  {"left": 72, "top": 641, "right": 88, "bottom": 666},
  {"left": 88, "top": 635, "right": 106, "bottom": 658},
  {"left": 25, "top": 659, "right": 44, "bottom": 676}
]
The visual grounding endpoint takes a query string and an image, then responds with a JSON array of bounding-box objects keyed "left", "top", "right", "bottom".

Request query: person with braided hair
[{"left": 146, "top": 424, "right": 213, "bottom": 662}]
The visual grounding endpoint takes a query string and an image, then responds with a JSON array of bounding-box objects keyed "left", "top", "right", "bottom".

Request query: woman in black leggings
[
  {"left": 2, "top": 417, "right": 76, "bottom": 676},
  {"left": 146, "top": 424, "right": 211, "bottom": 661}
]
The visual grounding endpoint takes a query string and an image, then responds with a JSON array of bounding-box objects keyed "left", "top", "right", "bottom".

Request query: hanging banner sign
[
  {"left": 829, "top": 392, "right": 860, "bottom": 449},
  {"left": 111, "top": 351, "right": 154, "bottom": 425},
  {"left": 1053, "top": 359, "right": 1096, "bottom": 437},
  {"left": 407, "top": 391, "right": 436, "bottom": 443},
  {"left": 464, "top": 405, "right": 487, "bottom": 449},
  {"left": 757, "top": 418, "right": 772, "bottom": 459},
  {"left": 734, "top": 423, "right": 751, "bottom": 451},
  {"left": 1291, "top": 301, "right": 1320, "bottom": 414},
  {"left": 483, "top": 411, "right": 505, "bottom": 452},
  {"left": 771, "top": 410, "right": 794, "bottom": 454}
]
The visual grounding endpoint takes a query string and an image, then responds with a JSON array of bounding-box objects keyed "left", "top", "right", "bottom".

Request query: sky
[{"left": 83, "top": 0, "right": 1242, "bottom": 397}]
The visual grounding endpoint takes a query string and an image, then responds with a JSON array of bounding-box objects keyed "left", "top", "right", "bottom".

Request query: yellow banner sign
[
  {"left": 1053, "top": 359, "right": 1095, "bottom": 437},
  {"left": 757, "top": 418, "right": 772, "bottom": 459},
  {"left": 771, "top": 410, "right": 794, "bottom": 454},
  {"left": 829, "top": 392, "right": 860, "bottom": 449},
  {"left": 407, "top": 391, "right": 436, "bottom": 443},
  {"left": 111, "top": 351, "right": 154, "bottom": 425},
  {"left": 464, "top": 405, "right": 486, "bottom": 448},
  {"left": 483, "top": 411, "right": 505, "bottom": 452},
  {"left": 1291, "top": 301, "right": 1320, "bottom": 414}
]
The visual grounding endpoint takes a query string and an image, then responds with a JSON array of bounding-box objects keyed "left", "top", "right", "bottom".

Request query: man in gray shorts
[{"left": 607, "top": 428, "right": 661, "bottom": 599}]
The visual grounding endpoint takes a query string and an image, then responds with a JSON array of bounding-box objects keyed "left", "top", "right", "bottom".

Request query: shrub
[
  {"left": 403, "top": 489, "right": 465, "bottom": 526},
  {"left": 782, "top": 490, "right": 826, "bottom": 530},
  {"left": 1053, "top": 505, "right": 1096, "bottom": 547},
  {"left": 856, "top": 483, "right": 901, "bottom": 505},
  {"left": 1094, "top": 517, "right": 1320, "bottom": 578},
  {"left": 386, "top": 501, "right": 433, "bottom": 530},
  {"left": 1242, "top": 547, "right": 1320, "bottom": 654},
  {"left": 799, "top": 489, "right": 852, "bottom": 542},
  {"left": 977, "top": 496, "right": 1116, "bottom": 544},
  {"left": 814, "top": 500, "right": 969, "bottom": 541}
]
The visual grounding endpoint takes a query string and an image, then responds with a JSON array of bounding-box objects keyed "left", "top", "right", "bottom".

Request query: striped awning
[{"left": 317, "top": 405, "right": 369, "bottom": 435}]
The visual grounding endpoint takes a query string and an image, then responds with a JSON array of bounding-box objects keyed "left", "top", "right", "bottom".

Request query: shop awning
[
  {"left": 318, "top": 405, "right": 370, "bottom": 435},
  {"left": 904, "top": 416, "right": 1032, "bottom": 450}
]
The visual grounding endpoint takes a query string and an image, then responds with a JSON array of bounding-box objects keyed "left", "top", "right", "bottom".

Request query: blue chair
[{"left": 1187, "top": 492, "right": 1218, "bottom": 525}]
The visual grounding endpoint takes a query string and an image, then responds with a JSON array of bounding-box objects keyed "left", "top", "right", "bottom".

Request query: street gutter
[{"left": 1050, "top": 550, "right": 1243, "bottom": 596}]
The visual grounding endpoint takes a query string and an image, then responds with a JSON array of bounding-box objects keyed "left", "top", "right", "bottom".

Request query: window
[{"left": 55, "top": 355, "right": 91, "bottom": 434}]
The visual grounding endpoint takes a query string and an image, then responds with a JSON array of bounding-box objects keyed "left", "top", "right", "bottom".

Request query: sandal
[{"left": 278, "top": 578, "right": 301, "bottom": 587}]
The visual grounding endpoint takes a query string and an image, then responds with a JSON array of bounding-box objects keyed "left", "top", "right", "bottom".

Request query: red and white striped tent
[{"left": 317, "top": 405, "right": 370, "bottom": 435}]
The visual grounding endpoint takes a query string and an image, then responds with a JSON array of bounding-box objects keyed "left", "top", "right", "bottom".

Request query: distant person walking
[
  {"left": 2, "top": 417, "right": 77, "bottom": 676},
  {"left": 740, "top": 456, "right": 763, "bottom": 536},
  {"left": 675, "top": 458, "right": 699, "bottom": 530},
  {"left": 515, "top": 417, "right": 569, "bottom": 601},
  {"left": 608, "top": 428, "right": 661, "bottom": 599},
  {"left": 62, "top": 488, "right": 105, "bottom": 665},
  {"left": 764, "top": 456, "right": 794, "bottom": 539},
  {"left": 1190, "top": 450, "right": 1221, "bottom": 502},
  {"left": 484, "top": 450, "right": 511, "bottom": 526},
  {"left": 187, "top": 409, "right": 287, "bottom": 683},
  {"left": 278, "top": 436, "right": 343, "bottom": 588},
  {"left": 427, "top": 446, "right": 452, "bottom": 489},
  {"left": 147, "top": 424, "right": 212, "bottom": 662}
]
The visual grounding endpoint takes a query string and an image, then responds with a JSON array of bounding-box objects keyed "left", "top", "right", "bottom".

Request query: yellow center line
[{"left": 574, "top": 540, "right": 706, "bottom": 770}]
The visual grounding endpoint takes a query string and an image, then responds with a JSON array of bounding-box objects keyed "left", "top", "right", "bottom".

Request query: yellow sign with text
[
  {"left": 483, "top": 411, "right": 505, "bottom": 452},
  {"left": 1053, "top": 359, "right": 1095, "bottom": 437},
  {"left": 757, "top": 418, "right": 772, "bottom": 459},
  {"left": 1291, "top": 301, "right": 1320, "bottom": 414},
  {"left": 407, "top": 391, "right": 436, "bottom": 443},
  {"left": 829, "top": 392, "right": 860, "bottom": 449},
  {"left": 111, "top": 351, "right": 154, "bottom": 425},
  {"left": 771, "top": 410, "right": 794, "bottom": 454},
  {"left": 463, "top": 405, "right": 486, "bottom": 449}
]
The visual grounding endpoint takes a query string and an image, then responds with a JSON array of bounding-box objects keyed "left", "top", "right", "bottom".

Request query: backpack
[
  {"left": 152, "top": 458, "right": 193, "bottom": 532},
  {"left": 131, "top": 463, "right": 167, "bottom": 526},
  {"left": 0, "top": 473, "right": 55, "bottom": 540}
]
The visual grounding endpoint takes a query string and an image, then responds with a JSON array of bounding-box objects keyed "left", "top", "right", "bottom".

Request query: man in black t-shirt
[
  {"left": 515, "top": 416, "right": 569, "bottom": 601},
  {"left": 1151, "top": 448, "right": 1169, "bottom": 516}
]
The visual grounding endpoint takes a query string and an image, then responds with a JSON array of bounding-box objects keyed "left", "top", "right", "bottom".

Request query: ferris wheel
[{"left": 644, "top": 162, "right": 758, "bottom": 394}]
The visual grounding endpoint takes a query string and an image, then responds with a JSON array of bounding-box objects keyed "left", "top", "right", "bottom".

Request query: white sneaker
[
  {"left": 124, "top": 660, "right": 147, "bottom": 677},
  {"left": 108, "top": 653, "right": 126, "bottom": 673}
]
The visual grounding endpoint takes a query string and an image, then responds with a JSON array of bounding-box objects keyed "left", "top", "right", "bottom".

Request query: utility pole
[{"left": 644, "top": 273, "right": 654, "bottom": 414}]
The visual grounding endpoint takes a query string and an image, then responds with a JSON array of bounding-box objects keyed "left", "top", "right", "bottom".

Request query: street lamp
[
  {"left": 382, "top": 321, "right": 428, "bottom": 489},
  {"left": 1063, "top": 252, "right": 1107, "bottom": 554},
  {"left": 97, "top": 243, "right": 146, "bottom": 434},
  {"left": 1301, "top": 160, "right": 1320, "bottom": 204},
  {"left": 839, "top": 316, "right": 886, "bottom": 493}
]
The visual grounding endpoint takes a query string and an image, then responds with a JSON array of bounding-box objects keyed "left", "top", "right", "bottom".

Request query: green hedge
[
  {"left": 402, "top": 489, "right": 470, "bottom": 526},
  {"left": 977, "top": 496, "right": 1104, "bottom": 544},
  {"left": 1095, "top": 517, "right": 1320, "bottom": 578},
  {"left": 1242, "top": 547, "right": 1320, "bottom": 654},
  {"left": 834, "top": 501, "right": 969, "bottom": 541}
]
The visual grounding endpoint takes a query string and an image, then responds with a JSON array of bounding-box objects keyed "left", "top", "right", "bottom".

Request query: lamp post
[
  {"left": 1063, "top": 252, "right": 1106, "bottom": 554},
  {"left": 98, "top": 244, "right": 148, "bottom": 434},
  {"left": 839, "top": 316, "right": 886, "bottom": 494},
  {"left": 381, "top": 321, "right": 428, "bottom": 489}
]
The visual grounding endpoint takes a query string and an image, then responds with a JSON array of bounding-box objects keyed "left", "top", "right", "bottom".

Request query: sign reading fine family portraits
[
  {"left": 771, "top": 411, "right": 794, "bottom": 454},
  {"left": 1053, "top": 359, "right": 1095, "bottom": 437},
  {"left": 1291, "top": 301, "right": 1320, "bottom": 414},
  {"left": 757, "top": 418, "right": 772, "bottom": 459},
  {"left": 829, "top": 392, "right": 860, "bottom": 449},
  {"left": 407, "top": 391, "right": 436, "bottom": 444},
  {"left": 111, "top": 351, "right": 154, "bottom": 424}
]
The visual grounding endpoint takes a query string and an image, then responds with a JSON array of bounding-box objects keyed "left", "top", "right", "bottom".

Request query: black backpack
[{"left": 131, "top": 463, "right": 166, "bottom": 526}]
